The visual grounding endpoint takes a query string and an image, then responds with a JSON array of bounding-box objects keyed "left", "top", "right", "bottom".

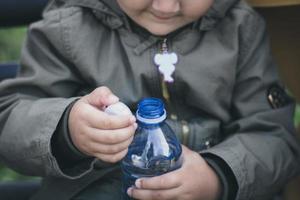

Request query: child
[{"left": 0, "top": 0, "right": 299, "bottom": 199}]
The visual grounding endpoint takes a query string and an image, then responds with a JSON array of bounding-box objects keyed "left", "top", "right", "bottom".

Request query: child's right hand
[{"left": 68, "top": 87, "right": 137, "bottom": 163}]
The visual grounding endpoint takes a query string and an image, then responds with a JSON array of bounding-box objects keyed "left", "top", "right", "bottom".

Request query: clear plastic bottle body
[{"left": 121, "top": 98, "right": 182, "bottom": 200}]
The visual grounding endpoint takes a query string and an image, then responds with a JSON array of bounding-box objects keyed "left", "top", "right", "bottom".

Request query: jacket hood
[{"left": 57, "top": 0, "right": 240, "bottom": 30}]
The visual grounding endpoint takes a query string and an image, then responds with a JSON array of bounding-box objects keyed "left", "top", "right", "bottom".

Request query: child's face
[{"left": 117, "top": 0, "right": 214, "bottom": 36}]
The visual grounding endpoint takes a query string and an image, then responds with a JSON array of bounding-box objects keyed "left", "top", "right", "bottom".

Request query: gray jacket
[{"left": 0, "top": 0, "right": 299, "bottom": 199}]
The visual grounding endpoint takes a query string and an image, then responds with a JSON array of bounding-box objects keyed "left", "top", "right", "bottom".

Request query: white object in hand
[{"left": 104, "top": 102, "right": 132, "bottom": 116}]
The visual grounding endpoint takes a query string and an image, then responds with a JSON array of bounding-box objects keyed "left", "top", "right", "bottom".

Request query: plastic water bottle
[{"left": 121, "top": 97, "right": 182, "bottom": 200}]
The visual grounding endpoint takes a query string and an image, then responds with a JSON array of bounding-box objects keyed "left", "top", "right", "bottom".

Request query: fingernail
[
  {"left": 109, "top": 95, "right": 119, "bottom": 102},
  {"left": 133, "top": 123, "right": 138, "bottom": 129},
  {"left": 129, "top": 116, "right": 136, "bottom": 123},
  {"left": 127, "top": 187, "right": 133, "bottom": 196},
  {"left": 135, "top": 179, "right": 142, "bottom": 189}
]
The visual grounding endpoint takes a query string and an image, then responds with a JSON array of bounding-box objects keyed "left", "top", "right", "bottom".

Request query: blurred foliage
[
  {"left": 295, "top": 104, "right": 300, "bottom": 126},
  {"left": 0, "top": 27, "right": 27, "bottom": 61},
  {"left": 0, "top": 164, "right": 33, "bottom": 181}
]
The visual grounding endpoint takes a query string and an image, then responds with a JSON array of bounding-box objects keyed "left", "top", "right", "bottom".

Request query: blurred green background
[
  {"left": 0, "top": 27, "right": 27, "bottom": 61},
  {"left": 0, "top": 27, "right": 300, "bottom": 181},
  {"left": 0, "top": 27, "right": 31, "bottom": 181}
]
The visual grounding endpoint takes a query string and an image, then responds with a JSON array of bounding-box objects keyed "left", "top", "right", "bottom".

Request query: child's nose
[{"left": 152, "top": 0, "right": 180, "bottom": 14}]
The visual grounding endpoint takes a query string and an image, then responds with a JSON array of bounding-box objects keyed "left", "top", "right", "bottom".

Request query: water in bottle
[{"left": 121, "top": 97, "right": 182, "bottom": 200}]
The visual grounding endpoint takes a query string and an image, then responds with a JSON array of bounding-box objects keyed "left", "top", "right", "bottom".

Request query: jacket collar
[
  {"left": 200, "top": 0, "right": 240, "bottom": 30},
  {"left": 59, "top": 0, "right": 240, "bottom": 31},
  {"left": 57, "top": 0, "right": 239, "bottom": 55}
]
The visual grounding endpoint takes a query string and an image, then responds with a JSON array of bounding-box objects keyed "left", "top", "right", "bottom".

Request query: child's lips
[
  {"left": 154, "top": 14, "right": 173, "bottom": 20},
  {"left": 152, "top": 15, "right": 177, "bottom": 23},
  {"left": 150, "top": 11, "right": 178, "bottom": 21}
]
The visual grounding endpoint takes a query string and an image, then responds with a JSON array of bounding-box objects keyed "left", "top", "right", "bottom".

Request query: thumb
[
  {"left": 181, "top": 145, "right": 195, "bottom": 157},
  {"left": 85, "top": 87, "right": 119, "bottom": 109}
]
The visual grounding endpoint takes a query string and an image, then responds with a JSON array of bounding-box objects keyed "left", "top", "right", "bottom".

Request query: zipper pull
[
  {"left": 154, "top": 39, "right": 178, "bottom": 83},
  {"left": 161, "top": 79, "right": 170, "bottom": 103}
]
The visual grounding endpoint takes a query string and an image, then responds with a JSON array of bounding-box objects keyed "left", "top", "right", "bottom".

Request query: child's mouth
[{"left": 150, "top": 11, "right": 178, "bottom": 21}]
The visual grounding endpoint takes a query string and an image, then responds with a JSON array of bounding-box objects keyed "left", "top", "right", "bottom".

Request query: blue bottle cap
[{"left": 136, "top": 98, "right": 166, "bottom": 124}]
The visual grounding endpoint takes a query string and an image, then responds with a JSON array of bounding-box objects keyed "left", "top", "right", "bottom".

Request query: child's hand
[
  {"left": 128, "top": 145, "right": 222, "bottom": 200},
  {"left": 68, "top": 87, "right": 137, "bottom": 163}
]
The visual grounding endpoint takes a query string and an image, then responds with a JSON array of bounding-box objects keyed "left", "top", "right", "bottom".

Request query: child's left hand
[{"left": 127, "top": 145, "right": 222, "bottom": 200}]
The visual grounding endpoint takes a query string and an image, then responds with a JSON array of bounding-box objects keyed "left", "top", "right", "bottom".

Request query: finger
[
  {"left": 181, "top": 145, "right": 197, "bottom": 157},
  {"left": 128, "top": 187, "right": 181, "bottom": 200},
  {"left": 135, "top": 170, "right": 182, "bottom": 190},
  {"left": 85, "top": 87, "right": 119, "bottom": 109},
  {"left": 87, "top": 124, "right": 137, "bottom": 144},
  {"left": 89, "top": 135, "right": 134, "bottom": 154},
  {"left": 82, "top": 106, "right": 136, "bottom": 129},
  {"left": 95, "top": 148, "right": 128, "bottom": 163},
  {"left": 96, "top": 113, "right": 136, "bottom": 130}
]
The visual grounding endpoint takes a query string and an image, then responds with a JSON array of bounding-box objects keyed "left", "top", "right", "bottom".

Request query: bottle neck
[{"left": 136, "top": 109, "right": 167, "bottom": 125}]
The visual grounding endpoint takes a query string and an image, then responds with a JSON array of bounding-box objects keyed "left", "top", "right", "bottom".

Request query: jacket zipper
[
  {"left": 158, "top": 39, "right": 190, "bottom": 146},
  {"left": 159, "top": 39, "right": 172, "bottom": 109}
]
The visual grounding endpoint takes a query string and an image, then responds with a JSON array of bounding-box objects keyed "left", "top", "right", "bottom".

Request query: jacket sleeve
[
  {"left": 201, "top": 12, "right": 300, "bottom": 200},
  {"left": 0, "top": 7, "right": 95, "bottom": 179}
]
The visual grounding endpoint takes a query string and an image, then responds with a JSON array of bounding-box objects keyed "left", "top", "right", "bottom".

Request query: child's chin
[{"left": 147, "top": 28, "right": 176, "bottom": 36}]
